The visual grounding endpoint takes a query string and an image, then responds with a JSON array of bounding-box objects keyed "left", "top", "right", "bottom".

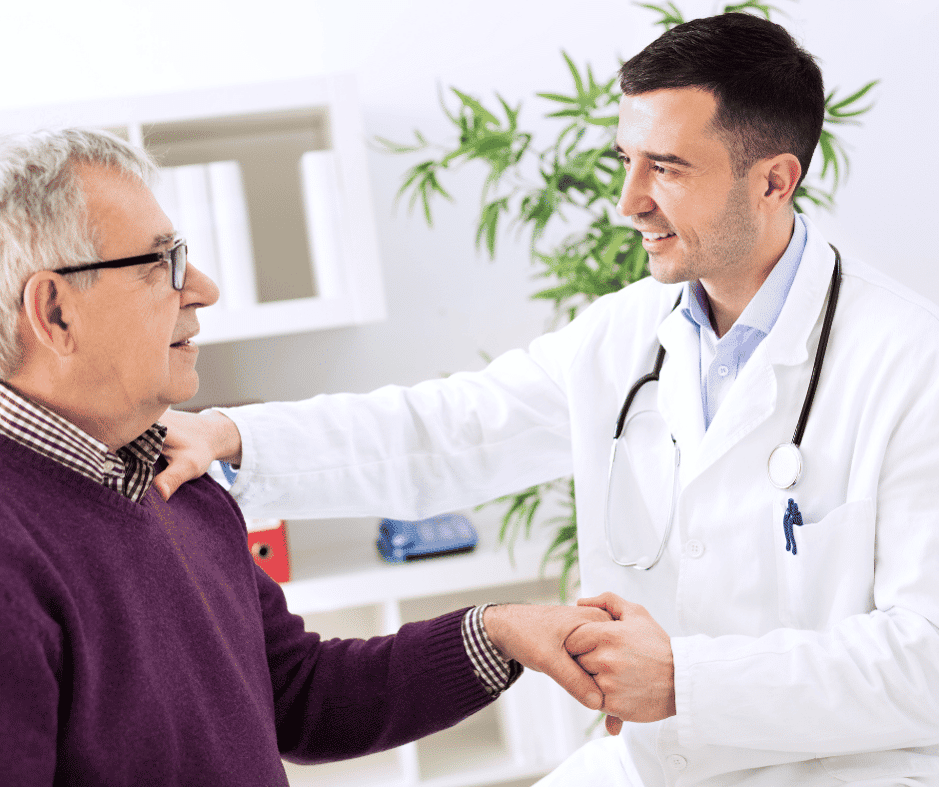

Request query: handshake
[{"left": 484, "top": 592, "right": 676, "bottom": 734}]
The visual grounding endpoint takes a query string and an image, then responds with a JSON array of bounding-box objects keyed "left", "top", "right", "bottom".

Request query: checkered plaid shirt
[{"left": 0, "top": 381, "right": 165, "bottom": 503}]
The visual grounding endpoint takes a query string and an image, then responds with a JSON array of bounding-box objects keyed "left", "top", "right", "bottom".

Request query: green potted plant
[{"left": 380, "top": 0, "right": 877, "bottom": 599}]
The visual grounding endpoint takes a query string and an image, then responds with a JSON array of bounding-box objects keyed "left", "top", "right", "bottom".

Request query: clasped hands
[{"left": 484, "top": 592, "right": 675, "bottom": 736}]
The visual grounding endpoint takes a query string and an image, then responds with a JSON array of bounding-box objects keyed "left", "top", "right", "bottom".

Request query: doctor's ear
[
  {"left": 759, "top": 154, "right": 802, "bottom": 205},
  {"left": 20, "top": 271, "right": 76, "bottom": 357}
]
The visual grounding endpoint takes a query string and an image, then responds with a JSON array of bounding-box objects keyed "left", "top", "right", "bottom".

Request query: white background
[{"left": 3, "top": 0, "right": 936, "bottom": 406}]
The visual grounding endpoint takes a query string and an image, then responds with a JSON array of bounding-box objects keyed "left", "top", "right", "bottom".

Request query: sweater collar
[{"left": 0, "top": 381, "right": 166, "bottom": 503}]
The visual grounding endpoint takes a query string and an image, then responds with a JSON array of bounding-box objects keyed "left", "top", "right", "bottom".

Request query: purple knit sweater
[{"left": 0, "top": 434, "right": 493, "bottom": 786}]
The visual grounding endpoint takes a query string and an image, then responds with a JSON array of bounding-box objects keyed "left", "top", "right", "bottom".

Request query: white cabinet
[
  {"left": 0, "top": 76, "right": 386, "bottom": 344},
  {"left": 279, "top": 511, "right": 602, "bottom": 787}
]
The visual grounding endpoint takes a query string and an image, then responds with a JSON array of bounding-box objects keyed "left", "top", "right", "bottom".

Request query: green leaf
[
  {"left": 476, "top": 196, "right": 509, "bottom": 258},
  {"left": 561, "top": 50, "right": 585, "bottom": 97},
  {"left": 451, "top": 88, "right": 500, "bottom": 127},
  {"left": 827, "top": 80, "right": 879, "bottom": 114},
  {"left": 585, "top": 114, "right": 619, "bottom": 127},
  {"left": 635, "top": 1, "right": 685, "bottom": 30},
  {"left": 721, "top": 1, "right": 781, "bottom": 19},
  {"left": 537, "top": 91, "right": 581, "bottom": 105},
  {"left": 374, "top": 134, "right": 427, "bottom": 154}
]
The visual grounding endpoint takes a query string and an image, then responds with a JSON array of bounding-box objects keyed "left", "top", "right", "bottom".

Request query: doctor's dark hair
[{"left": 619, "top": 13, "right": 824, "bottom": 185}]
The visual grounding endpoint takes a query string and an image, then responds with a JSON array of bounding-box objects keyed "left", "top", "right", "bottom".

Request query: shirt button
[
  {"left": 667, "top": 754, "right": 688, "bottom": 771},
  {"left": 717, "top": 364, "right": 730, "bottom": 377},
  {"left": 686, "top": 540, "right": 705, "bottom": 558},
  {"left": 102, "top": 459, "right": 117, "bottom": 473}
]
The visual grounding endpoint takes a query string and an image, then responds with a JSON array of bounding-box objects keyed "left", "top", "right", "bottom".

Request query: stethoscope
[{"left": 604, "top": 245, "right": 842, "bottom": 569}]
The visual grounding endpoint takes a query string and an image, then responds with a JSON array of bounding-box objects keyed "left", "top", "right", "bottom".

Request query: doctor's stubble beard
[{"left": 644, "top": 176, "right": 761, "bottom": 288}]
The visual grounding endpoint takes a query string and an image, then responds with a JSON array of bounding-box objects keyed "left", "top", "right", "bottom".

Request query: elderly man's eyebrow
[{"left": 150, "top": 232, "right": 178, "bottom": 250}]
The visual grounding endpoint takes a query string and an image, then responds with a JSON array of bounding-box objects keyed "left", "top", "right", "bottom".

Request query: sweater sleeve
[
  {"left": 0, "top": 584, "right": 61, "bottom": 787},
  {"left": 255, "top": 565, "right": 495, "bottom": 763}
]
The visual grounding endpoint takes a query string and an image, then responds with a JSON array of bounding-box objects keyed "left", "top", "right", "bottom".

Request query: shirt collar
[
  {"left": 682, "top": 213, "right": 808, "bottom": 338},
  {"left": 0, "top": 380, "right": 166, "bottom": 498}
]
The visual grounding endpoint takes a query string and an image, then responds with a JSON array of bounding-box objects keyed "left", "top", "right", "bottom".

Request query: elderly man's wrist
[{"left": 481, "top": 603, "right": 515, "bottom": 662}]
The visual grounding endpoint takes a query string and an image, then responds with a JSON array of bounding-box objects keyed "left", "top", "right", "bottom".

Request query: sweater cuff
[{"left": 415, "top": 607, "right": 508, "bottom": 722}]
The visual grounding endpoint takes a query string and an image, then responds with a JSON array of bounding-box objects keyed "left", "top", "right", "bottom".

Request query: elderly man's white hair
[{"left": 0, "top": 128, "right": 158, "bottom": 379}]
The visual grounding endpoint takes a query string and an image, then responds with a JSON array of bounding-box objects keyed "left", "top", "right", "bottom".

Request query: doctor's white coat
[{"left": 224, "top": 216, "right": 939, "bottom": 786}]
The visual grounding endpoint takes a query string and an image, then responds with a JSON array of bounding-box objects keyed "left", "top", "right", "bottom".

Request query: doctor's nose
[{"left": 617, "top": 168, "right": 655, "bottom": 218}]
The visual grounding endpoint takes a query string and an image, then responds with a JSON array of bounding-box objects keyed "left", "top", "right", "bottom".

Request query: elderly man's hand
[
  {"left": 482, "top": 603, "right": 613, "bottom": 711},
  {"left": 566, "top": 592, "right": 676, "bottom": 727},
  {"left": 153, "top": 409, "right": 242, "bottom": 500}
]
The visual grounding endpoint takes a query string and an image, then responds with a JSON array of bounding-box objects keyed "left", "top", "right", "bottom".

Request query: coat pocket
[{"left": 774, "top": 497, "right": 875, "bottom": 630}]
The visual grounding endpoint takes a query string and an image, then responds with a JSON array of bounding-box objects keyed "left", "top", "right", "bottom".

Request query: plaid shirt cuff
[{"left": 462, "top": 604, "right": 524, "bottom": 697}]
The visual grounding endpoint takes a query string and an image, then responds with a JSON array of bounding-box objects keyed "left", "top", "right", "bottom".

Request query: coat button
[
  {"left": 686, "top": 539, "right": 705, "bottom": 558},
  {"left": 667, "top": 754, "right": 688, "bottom": 771}
]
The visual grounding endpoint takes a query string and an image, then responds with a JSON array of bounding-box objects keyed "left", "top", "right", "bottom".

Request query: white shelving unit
[
  {"left": 0, "top": 76, "right": 386, "bottom": 345},
  {"left": 279, "top": 510, "right": 604, "bottom": 787}
]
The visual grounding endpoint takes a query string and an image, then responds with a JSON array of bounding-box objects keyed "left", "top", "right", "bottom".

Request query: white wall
[{"left": 2, "top": 0, "right": 936, "bottom": 406}]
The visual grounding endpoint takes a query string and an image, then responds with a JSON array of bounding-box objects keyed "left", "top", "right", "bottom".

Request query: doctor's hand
[
  {"left": 153, "top": 409, "right": 243, "bottom": 501},
  {"left": 483, "top": 604, "right": 613, "bottom": 711},
  {"left": 566, "top": 592, "right": 676, "bottom": 726}
]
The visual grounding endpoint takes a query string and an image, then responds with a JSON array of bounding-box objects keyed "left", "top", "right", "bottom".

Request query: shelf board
[{"left": 282, "top": 536, "right": 560, "bottom": 615}]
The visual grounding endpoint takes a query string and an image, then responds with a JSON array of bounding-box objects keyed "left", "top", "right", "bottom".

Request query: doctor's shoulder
[
  {"left": 838, "top": 254, "right": 939, "bottom": 347},
  {"left": 529, "top": 277, "right": 684, "bottom": 382},
  {"left": 563, "top": 275, "right": 680, "bottom": 339},
  {"left": 527, "top": 276, "right": 679, "bottom": 364}
]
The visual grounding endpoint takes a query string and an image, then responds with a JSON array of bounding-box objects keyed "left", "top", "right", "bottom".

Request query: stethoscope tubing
[
  {"left": 792, "top": 249, "right": 842, "bottom": 447},
  {"left": 605, "top": 245, "right": 842, "bottom": 568}
]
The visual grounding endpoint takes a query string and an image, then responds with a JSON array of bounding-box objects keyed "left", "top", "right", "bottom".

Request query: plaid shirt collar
[{"left": 0, "top": 381, "right": 166, "bottom": 504}]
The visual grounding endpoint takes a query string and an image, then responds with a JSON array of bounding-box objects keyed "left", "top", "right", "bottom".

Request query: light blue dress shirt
[{"left": 682, "top": 214, "right": 808, "bottom": 430}]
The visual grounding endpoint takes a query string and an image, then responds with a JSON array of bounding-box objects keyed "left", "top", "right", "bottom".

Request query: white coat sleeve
[
  {"left": 672, "top": 348, "right": 939, "bottom": 754},
  {"left": 218, "top": 306, "right": 611, "bottom": 519}
]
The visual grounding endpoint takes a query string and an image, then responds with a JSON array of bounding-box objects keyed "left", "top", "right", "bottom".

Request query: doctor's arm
[
  {"left": 156, "top": 346, "right": 581, "bottom": 520},
  {"left": 153, "top": 294, "right": 619, "bottom": 516}
]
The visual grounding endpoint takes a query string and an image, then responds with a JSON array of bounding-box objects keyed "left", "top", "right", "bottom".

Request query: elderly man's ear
[{"left": 20, "top": 272, "right": 77, "bottom": 358}]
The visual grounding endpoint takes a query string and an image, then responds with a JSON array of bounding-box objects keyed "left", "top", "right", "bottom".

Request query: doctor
[{"left": 157, "top": 13, "right": 939, "bottom": 786}]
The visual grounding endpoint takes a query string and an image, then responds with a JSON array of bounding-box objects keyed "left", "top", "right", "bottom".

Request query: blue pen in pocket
[{"left": 783, "top": 498, "right": 804, "bottom": 555}]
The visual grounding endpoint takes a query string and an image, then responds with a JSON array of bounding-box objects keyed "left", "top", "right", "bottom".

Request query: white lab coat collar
[
  {"left": 762, "top": 213, "right": 837, "bottom": 368},
  {"left": 654, "top": 213, "right": 836, "bottom": 479}
]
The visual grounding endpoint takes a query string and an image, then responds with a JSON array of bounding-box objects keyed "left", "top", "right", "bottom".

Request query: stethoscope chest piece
[{"left": 768, "top": 442, "right": 803, "bottom": 490}]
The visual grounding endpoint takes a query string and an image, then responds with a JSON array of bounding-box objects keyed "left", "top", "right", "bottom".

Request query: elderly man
[{"left": 0, "top": 128, "right": 609, "bottom": 786}]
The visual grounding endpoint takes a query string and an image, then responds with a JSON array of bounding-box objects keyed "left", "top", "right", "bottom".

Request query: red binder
[{"left": 246, "top": 519, "right": 290, "bottom": 583}]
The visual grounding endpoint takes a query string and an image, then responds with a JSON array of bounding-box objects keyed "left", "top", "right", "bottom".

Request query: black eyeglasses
[{"left": 56, "top": 239, "right": 188, "bottom": 291}]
